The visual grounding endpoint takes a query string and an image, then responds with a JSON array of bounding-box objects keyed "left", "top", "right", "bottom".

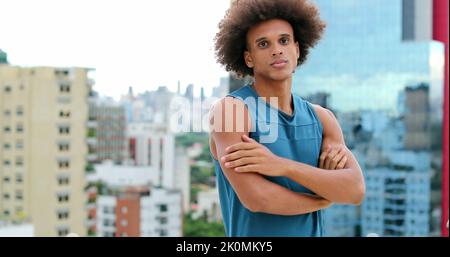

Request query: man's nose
[{"left": 272, "top": 48, "right": 283, "bottom": 56}]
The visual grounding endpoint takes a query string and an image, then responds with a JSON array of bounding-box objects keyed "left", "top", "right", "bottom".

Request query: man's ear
[
  {"left": 295, "top": 42, "right": 300, "bottom": 60},
  {"left": 244, "top": 50, "right": 254, "bottom": 68}
]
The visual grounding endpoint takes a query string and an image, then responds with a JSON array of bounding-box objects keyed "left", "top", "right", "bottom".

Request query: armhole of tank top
[{"left": 305, "top": 101, "right": 324, "bottom": 136}]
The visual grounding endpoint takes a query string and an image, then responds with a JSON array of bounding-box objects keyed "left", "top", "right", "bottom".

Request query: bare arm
[
  {"left": 210, "top": 97, "right": 331, "bottom": 215},
  {"left": 222, "top": 104, "right": 365, "bottom": 205},
  {"left": 282, "top": 105, "right": 365, "bottom": 204}
]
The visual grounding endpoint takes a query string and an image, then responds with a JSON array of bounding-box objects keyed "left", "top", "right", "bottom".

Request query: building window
[
  {"left": 16, "top": 106, "right": 23, "bottom": 116},
  {"left": 121, "top": 219, "right": 128, "bottom": 227},
  {"left": 121, "top": 207, "right": 128, "bottom": 214},
  {"left": 58, "top": 160, "right": 70, "bottom": 169},
  {"left": 58, "top": 126, "right": 70, "bottom": 135},
  {"left": 3, "top": 210, "right": 10, "bottom": 216},
  {"left": 103, "top": 219, "right": 115, "bottom": 227},
  {"left": 59, "top": 111, "right": 71, "bottom": 118},
  {"left": 3, "top": 176, "right": 10, "bottom": 183},
  {"left": 57, "top": 228, "right": 69, "bottom": 237},
  {"left": 159, "top": 229, "right": 167, "bottom": 237},
  {"left": 58, "top": 143, "right": 70, "bottom": 152},
  {"left": 57, "top": 193, "right": 70, "bottom": 203},
  {"left": 4, "top": 85, "right": 11, "bottom": 93},
  {"left": 3, "top": 193, "right": 10, "bottom": 199},
  {"left": 15, "top": 206, "right": 23, "bottom": 213},
  {"left": 3, "top": 160, "right": 10, "bottom": 166},
  {"left": 58, "top": 176, "right": 70, "bottom": 185},
  {"left": 57, "top": 210, "right": 69, "bottom": 220},
  {"left": 16, "top": 174, "right": 23, "bottom": 183},
  {"left": 16, "top": 140, "right": 24, "bottom": 150},
  {"left": 103, "top": 232, "right": 114, "bottom": 237},
  {"left": 4, "top": 126, "right": 11, "bottom": 133},
  {"left": 158, "top": 217, "right": 168, "bottom": 225},
  {"left": 59, "top": 83, "right": 71, "bottom": 93},
  {"left": 16, "top": 124, "right": 24, "bottom": 133},
  {"left": 3, "top": 109, "right": 11, "bottom": 116},
  {"left": 159, "top": 204, "right": 168, "bottom": 212},
  {"left": 15, "top": 190, "right": 23, "bottom": 200},
  {"left": 15, "top": 157, "right": 23, "bottom": 167},
  {"left": 3, "top": 143, "right": 11, "bottom": 150}
]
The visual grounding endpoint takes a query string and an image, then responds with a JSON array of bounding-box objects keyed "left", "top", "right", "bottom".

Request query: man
[{"left": 209, "top": 0, "right": 365, "bottom": 236}]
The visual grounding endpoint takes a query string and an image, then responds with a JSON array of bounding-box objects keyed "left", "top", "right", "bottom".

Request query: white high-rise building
[{"left": 127, "top": 123, "right": 190, "bottom": 212}]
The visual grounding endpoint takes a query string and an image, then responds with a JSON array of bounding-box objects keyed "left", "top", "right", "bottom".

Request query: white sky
[{"left": 0, "top": 0, "right": 230, "bottom": 99}]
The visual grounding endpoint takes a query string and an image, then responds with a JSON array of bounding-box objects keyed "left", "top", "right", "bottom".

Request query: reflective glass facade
[{"left": 293, "top": 0, "right": 445, "bottom": 236}]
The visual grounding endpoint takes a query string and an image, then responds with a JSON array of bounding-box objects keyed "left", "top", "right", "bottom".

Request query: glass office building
[{"left": 293, "top": 0, "right": 445, "bottom": 236}]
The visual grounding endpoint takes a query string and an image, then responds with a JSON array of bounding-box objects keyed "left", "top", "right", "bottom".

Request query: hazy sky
[{"left": 0, "top": 0, "right": 230, "bottom": 99}]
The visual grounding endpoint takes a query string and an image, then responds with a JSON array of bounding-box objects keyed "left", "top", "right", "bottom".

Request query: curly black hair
[{"left": 214, "top": 0, "right": 326, "bottom": 78}]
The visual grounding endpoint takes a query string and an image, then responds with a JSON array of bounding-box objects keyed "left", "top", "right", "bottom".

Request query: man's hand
[
  {"left": 319, "top": 144, "right": 348, "bottom": 170},
  {"left": 221, "top": 134, "right": 288, "bottom": 177}
]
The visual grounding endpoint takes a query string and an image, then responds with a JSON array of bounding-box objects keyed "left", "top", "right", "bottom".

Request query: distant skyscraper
[
  {"left": 184, "top": 84, "right": 194, "bottom": 100},
  {"left": 89, "top": 97, "right": 127, "bottom": 164},
  {"left": 127, "top": 123, "right": 190, "bottom": 212},
  {"left": 212, "top": 77, "right": 230, "bottom": 98}
]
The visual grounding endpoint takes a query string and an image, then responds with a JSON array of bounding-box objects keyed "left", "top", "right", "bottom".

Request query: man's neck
[{"left": 252, "top": 76, "right": 294, "bottom": 116}]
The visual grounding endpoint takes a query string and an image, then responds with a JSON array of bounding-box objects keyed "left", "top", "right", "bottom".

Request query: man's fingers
[
  {"left": 235, "top": 164, "right": 260, "bottom": 173},
  {"left": 221, "top": 149, "right": 259, "bottom": 163},
  {"left": 225, "top": 142, "right": 257, "bottom": 153},
  {"left": 224, "top": 157, "right": 259, "bottom": 169},
  {"left": 329, "top": 148, "right": 346, "bottom": 169},
  {"left": 319, "top": 151, "right": 327, "bottom": 169},
  {"left": 324, "top": 147, "right": 340, "bottom": 169},
  {"left": 319, "top": 144, "right": 332, "bottom": 168},
  {"left": 336, "top": 155, "right": 348, "bottom": 169}
]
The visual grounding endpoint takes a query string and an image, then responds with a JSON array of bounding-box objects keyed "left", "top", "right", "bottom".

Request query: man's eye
[
  {"left": 280, "top": 38, "right": 289, "bottom": 45},
  {"left": 258, "top": 41, "right": 268, "bottom": 48}
]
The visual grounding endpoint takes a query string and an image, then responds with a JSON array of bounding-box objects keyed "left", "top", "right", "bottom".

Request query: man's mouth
[{"left": 270, "top": 59, "right": 288, "bottom": 68}]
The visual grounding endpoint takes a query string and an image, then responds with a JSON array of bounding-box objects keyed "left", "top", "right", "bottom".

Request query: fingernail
[
  {"left": 225, "top": 162, "right": 230, "bottom": 167},
  {"left": 221, "top": 156, "right": 226, "bottom": 161},
  {"left": 235, "top": 168, "right": 239, "bottom": 171}
]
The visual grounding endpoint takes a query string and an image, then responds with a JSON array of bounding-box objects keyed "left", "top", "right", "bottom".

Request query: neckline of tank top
[{"left": 245, "top": 83, "right": 297, "bottom": 121}]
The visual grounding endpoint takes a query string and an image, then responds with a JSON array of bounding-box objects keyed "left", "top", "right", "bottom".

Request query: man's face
[{"left": 244, "top": 19, "right": 300, "bottom": 82}]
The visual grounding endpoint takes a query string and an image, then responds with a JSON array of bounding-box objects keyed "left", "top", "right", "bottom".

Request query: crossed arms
[{"left": 209, "top": 97, "right": 365, "bottom": 215}]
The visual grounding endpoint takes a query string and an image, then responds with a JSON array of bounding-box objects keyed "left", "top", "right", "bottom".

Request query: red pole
[{"left": 433, "top": 0, "right": 449, "bottom": 237}]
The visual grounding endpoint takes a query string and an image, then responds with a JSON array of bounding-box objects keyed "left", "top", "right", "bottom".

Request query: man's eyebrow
[
  {"left": 255, "top": 34, "right": 292, "bottom": 43},
  {"left": 255, "top": 37, "right": 267, "bottom": 43}
]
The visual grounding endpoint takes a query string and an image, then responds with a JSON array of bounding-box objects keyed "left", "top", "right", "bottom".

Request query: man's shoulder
[
  {"left": 310, "top": 104, "right": 335, "bottom": 118},
  {"left": 209, "top": 96, "right": 251, "bottom": 134},
  {"left": 310, "top": 104, "right": 344, "bottom": 141}
]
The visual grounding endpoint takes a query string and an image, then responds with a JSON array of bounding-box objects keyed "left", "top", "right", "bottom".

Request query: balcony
[
  {"left": 87, "top": 153, "right": 97, "bottom": 162},
  {"left": 85, "top": 219, "right": 96, "bottom": 228},
  {"left": 85, "top": 163, "right": 95, "bottom": 174},
  {"left": 86, "top": 202, "right": 96, "bottom": 210},
  {"left": 87, "top": 128, "right": 96, "bottom": 138},
  {"left": 87, "top": 120, "right": 97, "bottom": 128},
  {"left": 87, "top": 79, "right": 95, "bottom": 87}
]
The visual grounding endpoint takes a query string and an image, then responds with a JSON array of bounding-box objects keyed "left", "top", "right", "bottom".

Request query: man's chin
[{"left": 268, "top": 72, "right": 292, "bottom": 82}]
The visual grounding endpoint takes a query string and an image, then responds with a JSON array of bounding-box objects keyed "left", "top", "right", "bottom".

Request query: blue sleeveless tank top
[{"left": 212, "top": 84, "right": 324, "bottom": 237}]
